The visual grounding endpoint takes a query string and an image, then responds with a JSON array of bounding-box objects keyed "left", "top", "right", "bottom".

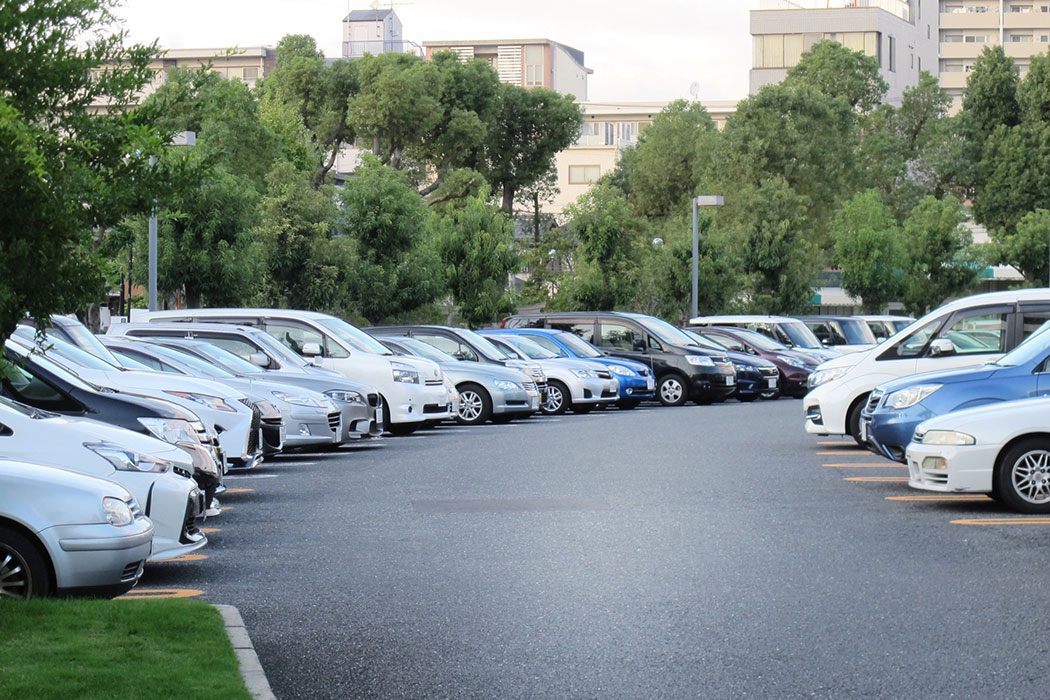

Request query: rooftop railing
[{"left": 757, "top": 0, "right": 911, "bottom": 22}]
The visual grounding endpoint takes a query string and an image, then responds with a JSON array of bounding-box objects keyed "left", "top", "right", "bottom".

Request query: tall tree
[
  {"left": 783, "top": 39, "right": 888, "bottom": 113},
  {"left": 995, "top": 208, "right": 1050, "bottom": 285},
  {"left": 830, "top": 190, "right": 908, "bottom": 313},
  {"left": 0, "top": 0, "right": 164, "bottom": 343},
  {"left": 962, "top": 45, "right": 1020, "bottom": 137},
  {"left": 900, "top": 195, "right": 980, "bottom": 316},
  {"left": 974, "top": 121, "right": 1050, "bottom": 234},
  {"left": 482, "top": 83, "right": 582, "bottom": 213}
]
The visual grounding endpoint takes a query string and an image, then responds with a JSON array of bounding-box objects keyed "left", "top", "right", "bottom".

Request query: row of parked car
[
  {"left": 802, "top": 288, "right": 1050, "bottom": 514},
  {"left": 0, "top": 303, "right": 923, "bottom": 600}
]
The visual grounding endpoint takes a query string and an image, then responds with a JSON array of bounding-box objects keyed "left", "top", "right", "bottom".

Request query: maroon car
[{"left": 686, "top": 326, "right": 820, "bottom": 398}]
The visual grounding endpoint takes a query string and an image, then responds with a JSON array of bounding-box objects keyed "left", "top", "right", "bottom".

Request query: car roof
[
  {"left": 148, "top": 308, "right": 336, "bottom": 321},
  {"left": 111, "top": 321, "right": 268, "bottom": 335},
  {"left": 689, "top": 314, "right": 803, "bottom": 323}
]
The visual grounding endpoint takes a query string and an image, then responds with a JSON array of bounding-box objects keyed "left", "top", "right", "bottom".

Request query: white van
[
  {"left": 143, "top": 309, "right": 452, "bottom": 435},
  {"left": 803, "top": 288, "right": 1050, "bottom": 443}
]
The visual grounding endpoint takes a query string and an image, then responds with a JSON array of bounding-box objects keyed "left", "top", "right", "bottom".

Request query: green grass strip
[{"left": 0, "top": 598, "right": 252, "bottom": 700}]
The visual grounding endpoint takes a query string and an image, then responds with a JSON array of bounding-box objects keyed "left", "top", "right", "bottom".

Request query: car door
[{"left": 913, "top": 305, "right": 1012, "bottom": 375}]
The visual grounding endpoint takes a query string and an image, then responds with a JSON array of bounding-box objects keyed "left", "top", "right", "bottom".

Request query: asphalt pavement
[{"left": 140, "top": 400, "right": 1050, "bottom": 699}]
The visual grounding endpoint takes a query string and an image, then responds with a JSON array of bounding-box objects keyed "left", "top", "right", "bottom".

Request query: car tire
[
  {"left": 996, "top": 438, "right": 1050, "bottom": 514},
  {"left": 0, "top": 526, "right": 50, "bottom": 600},
  {"left": 617, "top": 400, "right": 641, "bottom": 410},
  {"left": 542, "top": 380, "right": 570, "bottom": 415},
  {"left": 657, "top": 373, "right": 689, "bottom": 407},
  {"left": 739, "top": 394, "right": 758, "bottom": 403},
  {"left": 456, "top": 383, "right": 492, "bottom": 426},
  {"left": 847, "top": 396, "right": 868, "bottom": 447}
]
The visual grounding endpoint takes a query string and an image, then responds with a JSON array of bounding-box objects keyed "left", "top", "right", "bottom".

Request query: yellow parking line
[
  {"left": 161, "top": 554, "right": 209, "bottom": 563},
  {"left": 824, "top": 463, "right": 906, "bottom": 468},
  {"left": 952, "top": 517, "right": 1050, "bottom": 525},
  {"left": 223, "top": 488, "right": 254, "bottom": 494},
  {"left": 844, "top": 476, "right": 909, "bottom": 482},
  {"left": 118, "top": 588, "right": 204, "bottom": 599},
  {"left": 201, "top": 527, "right": 221, "bottom": 534},
  {"left": 887, "top": 495, "right": 991, "bottom": 502},
  {"left": 214, "top": 506, "right": 233, "bottom": 511}
]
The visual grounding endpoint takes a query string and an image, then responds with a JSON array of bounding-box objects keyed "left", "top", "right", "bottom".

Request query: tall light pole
[
  {"left": 691, "top": 195, "right": 724, "bottom": 320},
  {"left": 148, "top": 131, "right": 196, "bottom": 312}
]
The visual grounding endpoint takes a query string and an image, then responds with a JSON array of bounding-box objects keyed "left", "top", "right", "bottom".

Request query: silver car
[
  {"left": 377, "top": 336, "right": 540, "bottom": 426},
  {"left": 0, "top": 459, "right": 154, "bottom": 599}
]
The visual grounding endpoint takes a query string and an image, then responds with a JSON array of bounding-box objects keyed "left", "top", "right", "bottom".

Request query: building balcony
[
  {"left": 940, "top": 42, "right": 987, "bottom": 58},
  {"left": 1002, "top": 13, "right": 1050, "bottom": 30},
  {"left": 1004, "top": 41, "right": 1048, "bottom": 59},
  {"left": 938, "top": 71, "right": 969, "bottom": 89},
  {"left": 940, "top": 12, "right": 1000, "bottom": 29}
]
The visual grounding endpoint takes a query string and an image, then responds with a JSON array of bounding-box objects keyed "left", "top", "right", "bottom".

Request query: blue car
[
  {"left": 863, "top": 323, "right": 1050, "bottom": 462},
  {"left": 486, "top": 328, "right": 656, "bottom": 408}
]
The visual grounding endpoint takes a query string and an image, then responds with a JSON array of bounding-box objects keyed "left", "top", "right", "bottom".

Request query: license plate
[
  {"left": 279, "top": 425, "right": 287, "bottom": 443},
  {"left": 859, "top": 420, "right": 868, "bottom": 442},
  {"left": 531, "top": 396, "right": 539, "bottom": 410},
  {"left": 646, "top": 377, "right": 655, "bottom": 390},
  {"left": 767, "top": 377, "right": 777, "bottom": 388},
  {"left": 726, "top": 376, "right": 735, "bottom": 386}
]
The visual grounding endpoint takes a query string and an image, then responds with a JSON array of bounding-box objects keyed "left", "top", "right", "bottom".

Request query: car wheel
[
  {"left": 996, "top": 439, "right": 1050, "bottom": 514},
  {"left": 456, "top": 383, "right": 492, "bottom": 426},
  {"left": 542, "top": 380, "right": 569, "bottom": 415},
  {"left": 657, "top": 374, "right": 688, "bottom": 407},
  {"left": 847, "top": 395, "right": 868, "bottom": 447},
  {"left": 0, "top": 526, "right": 50, "bottom": 600},
  {"left": 617, "top": 400, "right": 641, "bottom": 410}
]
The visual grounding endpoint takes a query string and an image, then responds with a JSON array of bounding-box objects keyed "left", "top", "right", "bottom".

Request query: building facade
[
  {"left": 342, "top": 9, "right": 420, "bottom": 58},
  {"left": 423, "top": 39, "right": 591, "bottom": 99},
  {"left": 750, "top": 0, "right": 939, "bottom": 106}
]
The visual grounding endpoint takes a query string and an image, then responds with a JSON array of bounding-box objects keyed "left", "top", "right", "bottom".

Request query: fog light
[
  {"left": 299, "top": 425, "right": 311, "bottom": 436},
  {"left": 922, "top": 457, "right": 947, "bottom": 471}
]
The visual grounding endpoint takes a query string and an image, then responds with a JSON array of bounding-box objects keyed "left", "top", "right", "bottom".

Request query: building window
[
  {"left": 1011, "top": 4, "right": 1033, "bottom": 11},
  {"left": 568, "top": 165, "right": 600, "bottom": 184},
  {"left": 1012, "top": 34, "right": 1034, "bottom": 42},
  {"left": 243, "top": 66, "right": 259, "bottom": 81},
  {"left": 525, "top": 45, "right": 543, "bottom": 87},
  {"left": 888, "top": 35, "right": 896, "bottom": 72}
]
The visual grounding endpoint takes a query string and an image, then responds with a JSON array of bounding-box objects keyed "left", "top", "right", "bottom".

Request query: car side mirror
[
  {"left": 301, "top": 342, "right": 322, "bottom": 358},
  {"left": 248, "top": 353, "right": 270, "bottom": 368},
  {"left": 632, "top": 339, "right": 646, "bottom": 352},
  {"left": 928, "top": 338, "right": 956, "bottom": 357}
]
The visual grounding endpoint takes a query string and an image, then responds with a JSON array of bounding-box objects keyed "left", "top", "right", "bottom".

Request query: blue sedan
[
  {"left": 485, "top": 328, "right": 656, "bottom": 408},
  {"left": 863, "top": 323, "right": 1050, "bottom": 462}
]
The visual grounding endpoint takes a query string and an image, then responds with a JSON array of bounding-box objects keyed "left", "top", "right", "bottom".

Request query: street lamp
[
  {"left": 691, "top": 195, "right": 724, "bottom": 320},
  {"left": 148, "top": 130, "right": 196, "bottom": 312}
]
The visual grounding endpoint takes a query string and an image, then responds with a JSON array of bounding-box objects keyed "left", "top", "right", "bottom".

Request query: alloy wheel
[
  {"left": 659, "top": 377, "right": 684, "bottom": 405},
  {"left": 0, "top": 545, "right": 32, "bottom": 600},
  {"left": 459, "top": 391, "right": 483, "bottom": 423},
  {"left": 543, "top": 385, "right": 565, "bottom": 414},
  {"left": 1010, "top": 449, "right": 1050, "bottom": 505}
]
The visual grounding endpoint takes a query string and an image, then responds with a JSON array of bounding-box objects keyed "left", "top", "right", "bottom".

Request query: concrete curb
[{"left": 216, "top": 604, "right": 277, "bottom": 700}]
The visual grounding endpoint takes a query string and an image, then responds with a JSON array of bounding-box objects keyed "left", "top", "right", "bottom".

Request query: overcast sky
[{"left": 115, "top": 0, "right": 754, "bottom": 102}]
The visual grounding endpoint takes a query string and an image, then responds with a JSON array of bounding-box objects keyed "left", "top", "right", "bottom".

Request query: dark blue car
[
  {"left": 680, "top": 328, "right": 780, "bottom": 401},
  {"left": 486, "top": 328, "right": 656, "bottom": 408},
  {"left": 863, "top": 323, "right": 1050, "bottom": 462}
]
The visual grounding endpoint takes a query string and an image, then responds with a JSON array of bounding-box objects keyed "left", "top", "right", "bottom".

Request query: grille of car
[
  {"left": 327, "top": 411, "right": 341, "bottom": 432},
  {"left": 424, "top": 378, "right": 443, "bottom": 386},
  {"left": 760, "top": 367, "right": 778, "bottom": 376},
  {"left": 121, "top": 561, "right": 144, "bottom": 582},
  {"left": 261, "top": 417, "right": 282, "bottom": 428},
  {"left": 173, "top": 465, "right": 193, "bottom": 479},
  {"left": 246, "top": 403, "right": 262, "bottom": 454},
  {"left": 866, "top": 390, "right": 884, "bottom": 414},
  {"left": 238, "top": 397, "right": 253, "bottom": 409},
  {"left": 521, "top": 381, "right": 537, "bottom": 393}
]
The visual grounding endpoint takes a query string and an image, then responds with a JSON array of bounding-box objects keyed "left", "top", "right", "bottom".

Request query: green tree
[
  {"left": 783, "top": 39, "right": 888, "bottom": 112},
  {"left": 830, "top": 190, "right": 908, "bottom": 313},
  {"left": 975, "top": 121, "right": 1050, "bottom": 234},
  {"left": 900, "top": 195, "right": 980, "bottom": 315},
  {"left": 336, "top": 156, "right": 444, "bottom": 322},
  {"left": 995, "top": 208, "right": 1050, "bottom": 284},
  {"left": 627, "top": 100, "right": 716, "bottom": 218},
  {"left": 962, "top": 45, "right": 1019, "bottom": 137},
  {"left": 431, "top": 197, "right": 518, "bottom": 328},
  {"left": 482, "top": 83, "right": 583, "bottom": 213}
]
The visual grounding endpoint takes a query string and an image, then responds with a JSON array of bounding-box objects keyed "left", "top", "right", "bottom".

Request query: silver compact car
[
  {"left": 377, "top": 336, "right": 540, "bottom": 425},
  {"left": 0, "top": 459, "right": 154, "bottom": 599}
]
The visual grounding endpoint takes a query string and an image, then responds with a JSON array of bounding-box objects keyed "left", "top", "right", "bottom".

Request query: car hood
[
  {"left": 73, "top": 367, "right": 247, "bottom": 401},
  {"left": 726, "top": 351, "right": 775, "bottom": 368},
  {"left": 811, "top": 346, "right": 872, "bottom": 372},
  {"left": 441, "top": 362, "right": 530, "bottom": 383},
  {"left": 878, "top": 364, "right": 999, "bottom": 394},
  {"left": 593, "top": 355, "right": 650, "bottom": 372},
  {"left": 919, "top": 396, "right": 1050, "bottom": 434}
]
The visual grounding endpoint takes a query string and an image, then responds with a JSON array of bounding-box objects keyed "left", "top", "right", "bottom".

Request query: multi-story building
[
  {"left": 422, "top": 38, "right": 591, "bottom": 99},
  {"left": 750, "top": 0, "right": 939, "bottom": 106},
  {"left": 342, "top": 8, "right": 421, "bottom": 58},
  {"left": 939, "top": 1, "right": 1050, "bottom": 108}
]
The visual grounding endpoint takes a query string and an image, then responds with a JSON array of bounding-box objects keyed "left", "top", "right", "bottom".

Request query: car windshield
[
  {"left": 168, "top": 342, "right": 266, "bottom": 375},
  {"left": 732, "top": 328, "right": 789, "bottom": 352},
  {"left": 4, "top": 340, "right": 103, "bottom": 392},
  {"left": 399, "top": 337, "right": 457, "bottom": 364},
  {"left": 681, "top": 328, "right": 727, "bottom": 351},
  {"left": 551, "top": 332, "right": 603, "bottom": 358},
  {"left": 834, "top": 319, "right": 877, "bottom": 345},
  {"left": 138, "top": 343, "right": 236, "bottom": 379},
  {"left": 15, "top": 329, "right": 122, "bottom": 372},
  {"left": 484, "top": 336, "right": 527, "bottom": 360},
  {"left": 773, "top": 321, "right": 821, "bottom": 349},
  {"left": 993, "top": 320, "right": 1050, "bottom": 367},
  {"left": 636, "top": 317, "right": 696, "bottom": 347},
  {"left": 53, "top": 319, "right": 126, "bottom": 366},
  {"left": 497, "top": 335, "right": 558, "bottom": 360},
  {"left": 458, "top": 328, "right": 514, "bottom": 361},
  {"left": 243, "top": 332, "right": 311, "bottom": 368},
  {"left": 318, "top": 318, "right": 393, "bottom": 355}
]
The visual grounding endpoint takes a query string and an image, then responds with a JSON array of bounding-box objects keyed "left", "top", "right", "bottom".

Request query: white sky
[{"left": 115, "top": 0, "right": 754, "bottom": 102}]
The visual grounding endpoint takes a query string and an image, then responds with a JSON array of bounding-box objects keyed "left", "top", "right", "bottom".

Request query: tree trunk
[
  {"left": 501, "top": 184, "right": 514, "bottom": 214},
  {"left": 533, "top": 192, "right": 541, "bottom": 243}
]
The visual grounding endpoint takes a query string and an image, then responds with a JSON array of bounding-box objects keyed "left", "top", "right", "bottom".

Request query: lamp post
[
  {"left": 691, "top": 195, "right": 724, "bottom": 320},
  {"left": 148, "top": 130, "right": 196, "bottom": 312}
]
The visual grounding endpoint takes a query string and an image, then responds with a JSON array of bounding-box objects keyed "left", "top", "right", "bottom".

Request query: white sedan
[{"left": 906, "top": 397, "right": 1050, "bottom": 513}]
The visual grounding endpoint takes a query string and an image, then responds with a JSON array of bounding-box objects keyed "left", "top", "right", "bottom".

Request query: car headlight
[
  {"left": 271, "top": 390, "right": 326, "bottom": 408},
  {"left": 808, "top": 366, "right": 851, "bottom": 388},
  {"left": 102, "top": 496, "right": 134, "bottom": 527},
  {"left": 885, "top": 384, "right": 942, "bottom": 410},
  {"left": 572, "top": 368, "right": 595, "bottom": 378},
  {"left": 610, "top": 365, "right": 636, "bottom": 377},
  {"left": 391, "top": 362, "right": 419, "bottom": 384},
  {"left": 85, "top": 441, "right": 173, "bottom": 474},
  {"left": 685, "top": 355, "right": 714, "bottom": 367},
  {"left": 253, "top": 400, "right": 281, "bottom": 419},
  {"left": 164, "top": 391, "right": 236, "bottom": 412},
  {"left": 493, "top": 379, "right": 521, "bottom": 391},
  {"left": 776, "top": 354, "right": 806, "bottom": 368},
  {"left": 325, "top": 389, "right": 366, "bottom": 405},
  {"left": 917, "top": 429, "right": 976, "bottom": 446},
  {"left": 138, "top": 417, "right": 201, "bottom": 445}
]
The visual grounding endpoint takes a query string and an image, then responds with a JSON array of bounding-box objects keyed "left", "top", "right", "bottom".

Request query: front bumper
[
  {"left": 147, "top": 477, "right": 207, "bottom": 562},
  {"left": 492, "top": 386, "right": 540, "bottom": 415},
  {"left": 336, "top": 392, "right": 384, "bottom": 440},
  {"left": 283, "top": 409, "right": 341, "bottom": 448},
  {"left": 905, "top": 441, "right": 998, "bottom": 494},
  {"left": 44, "top": 519, "right": 154, "bottom": 596},
  {"left": 617, "top": 373, "right": 655, "bottom": 400},
  {"left": 569, "top": 376, "right": 620, "bottom": 405},
  {"left": 862, "top": 405, "right": 935, "bottom": 463},
  {"left": 687, "top": 367, "right": 736, "bottom": 402}
]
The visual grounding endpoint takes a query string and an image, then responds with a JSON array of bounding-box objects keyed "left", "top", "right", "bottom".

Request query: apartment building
[
  {"left": 342, "top": 8, "right": 421, "bottom": 58},
  {"left": 940, "top": 1, "right": 1050, "bottom": 106},
  {"left": 423, "top": 39, "right": 591, "bottom": 99},
  {"left": 750, "top": 0, "right": 939, "bottom": 106}
]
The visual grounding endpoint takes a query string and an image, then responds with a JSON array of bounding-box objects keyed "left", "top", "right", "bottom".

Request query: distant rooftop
[
  {"left": 423, "top": 38, "right": 586, "bottom": 68},
  {"left": 345, "top": 9, "right": 394, "bottom": 21},
  {"left": 756, "top": 0, "right": 910, "bottom": 21}
]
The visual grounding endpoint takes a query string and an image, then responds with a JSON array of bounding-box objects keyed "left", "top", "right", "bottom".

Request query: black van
[{"left": 501, "top": 312, "right": 737, "bottom": 406}]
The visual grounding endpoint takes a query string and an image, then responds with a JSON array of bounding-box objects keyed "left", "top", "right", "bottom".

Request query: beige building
[
  {"left": 423, "top": 39, "right": 591, "bottom": 99},
  {"left": 939, "top": 1, "right": 1050, "bottom": 107},
  {"left": 546, "top": 100, "right": 738, "bottom": 214},
  {"left": 89, "top": 46, "right": 275, "bottom": 113}
]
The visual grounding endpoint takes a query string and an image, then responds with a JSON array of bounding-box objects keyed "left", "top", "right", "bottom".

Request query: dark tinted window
[
  {"left": 549, "top": 320, "right": 594, "bottom": 343},
  {"left": 599, "top": 322, "right": 641, "bottom": 351},
  {"left": 0, "top": 362, "right": 80, "bottom": 412}
]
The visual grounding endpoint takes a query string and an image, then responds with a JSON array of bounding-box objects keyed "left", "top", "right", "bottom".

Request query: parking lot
[{"left": 129, "top": 400, "right": 1050, "bottom": 699}]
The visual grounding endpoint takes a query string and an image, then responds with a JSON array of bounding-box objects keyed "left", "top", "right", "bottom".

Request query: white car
[
  {"left": 138, "top": 309, "right": 453, "bottom": 435},
  {"left": 906, "top": 397, "right": 1050, "bottom": 513},
  {"left": 804, "top": 289, "right": 1050, "bottom": 444},
  {"left": 0, "top": 396, "right": 206, "bottom": 561}
]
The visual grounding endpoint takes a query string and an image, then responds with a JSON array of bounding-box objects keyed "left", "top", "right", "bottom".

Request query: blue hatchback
[
  {"left": 487, "top": 328, "right": 657, "bottom": 407},
  {"left": 863, "top": 323, "right": 1050, "bottom": 462}
]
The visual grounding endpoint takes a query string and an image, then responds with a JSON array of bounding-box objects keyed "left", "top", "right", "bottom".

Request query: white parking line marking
[{"left": 223, "top": 474, "right": 280, "bottom": 480}]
